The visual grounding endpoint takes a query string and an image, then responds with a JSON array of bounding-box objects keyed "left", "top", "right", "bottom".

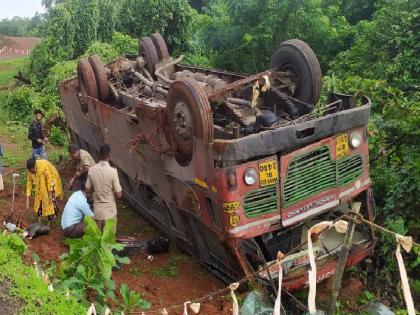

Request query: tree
[
  {"left": 115, "top": 0, "right": 194, "bottom": 49},
  {"left": 187, "top": 0, "right": 353, "bottom": 73},
  {"left": 0, "top": 17, "right": 33, "bottom": 36},
  {"left": 73, "top": 0, "right": 100, "bottom": 56},
  {"left": 28, "top": 2, "right": 75, "bottom": 88},
  {"left": 97, "top": 0, "right": 116, "bottom": 42}
]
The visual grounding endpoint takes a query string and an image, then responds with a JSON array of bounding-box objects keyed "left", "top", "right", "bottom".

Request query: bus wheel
[
  {"left": 77, "top": 58, "right": 98, "bottom": 100},
  {"left": 150, "top": 33, "right": 170, "bottom": 61},
  {"left": 270, "top": 39, "right": 322, "bottom": 106},
  {"left": 88, "top": 54, "right": 109, "bottom": 102},
  {"left": 138, "top": 36, "right": 159, "bottom": 77},
  {"left": 167, "top": 78, "right": 213, "bottom": 164}
]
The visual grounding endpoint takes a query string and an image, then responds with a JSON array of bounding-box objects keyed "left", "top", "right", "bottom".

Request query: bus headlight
[
  {"left": 244, "top": 168, "right": 258, "bottom": 185},
  {"left": 349, "top": 131, "right": 362, "bottom": 148}
]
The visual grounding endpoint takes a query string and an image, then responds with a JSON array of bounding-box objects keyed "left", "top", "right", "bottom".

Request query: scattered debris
[
  {"left": 146, "top": 236, "right": 169, "bottom": 254},
  {"left": 24, "top": 222, "right": 50, "bottom": 239},
  {"left": 363, "top": 302, "right": 395, "bottom": 315},
  {"left": 240, "top": 291, "right": 273, "bottom": 315}
]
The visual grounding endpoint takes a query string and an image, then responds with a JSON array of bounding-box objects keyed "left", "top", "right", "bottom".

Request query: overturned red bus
[{"left": 60, "top": 33, "right": 376, "bottom": 290}]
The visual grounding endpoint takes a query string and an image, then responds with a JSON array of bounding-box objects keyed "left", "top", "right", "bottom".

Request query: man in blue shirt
[{"left": 61, "top": 182, "right": 94, "bottom": 238}]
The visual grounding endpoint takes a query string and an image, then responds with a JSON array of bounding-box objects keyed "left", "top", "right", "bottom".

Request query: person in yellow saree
[{"left": 26, "top": 158, "right": 64, "bottom": 226}]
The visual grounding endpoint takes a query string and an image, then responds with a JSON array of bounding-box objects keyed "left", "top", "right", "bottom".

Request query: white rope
[
  {"left": 307, "top": 220, "right": 349, "bottom": 314},
  {"left": 395, "top": 234, "right": 415, "bottom": 315},
  {"left": 183, "top": 301, "right": 191, "bottom": 315},
  {"left": 86, "top": 304, "right": 97, "bottom": 315},
  {"left": 273, "top": 252, "right": 284, "bottom": 315},
  {"left": 229, "top": 282, "right": 240, "bottom": 315}
]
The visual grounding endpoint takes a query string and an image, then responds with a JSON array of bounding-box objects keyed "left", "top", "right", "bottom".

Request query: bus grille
[
  {"left": 244, "top": 186, "right": 278, "bottom": 218},
  {"left": 337, "top": 155, "right": 363, "bottom": 186},
  {"left": 283, "top": 146, "right": 363, "bottom": 207}
]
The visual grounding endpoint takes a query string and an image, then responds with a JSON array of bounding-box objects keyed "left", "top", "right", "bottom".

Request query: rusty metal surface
[
  {"left": 88, "top": 54, "right": 109, "bottom": 101},
  {"left": 213, "top": 103, "right": 371, "bottom": 162},
  {"left": 282, "top": 240, "right": 376, "bottom": 291},
  {"left": 77, "top": 58, "right": 98, "bottom": 102},
  {"left": 207, "top": 69, "right": 273, "bottom": 101},
  {"left": 177, "top": 64, "right": 246, "bottom": 83}
]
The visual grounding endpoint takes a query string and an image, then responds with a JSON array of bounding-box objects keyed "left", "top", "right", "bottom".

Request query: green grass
[
  {"left": 0, "top": 233, "right": 87, "bottom": 314},
  {"left": 0, "top": 57, "right": 29, "bottom": 87},
  {"left": 0, "top": 109, "right": 68, "bottom": 172},
  {"left": 151, "top": 255, "right": 185, "bottom": 278},
  {"left": 128, "top": 267, "right": 142, "bottom": 277}
]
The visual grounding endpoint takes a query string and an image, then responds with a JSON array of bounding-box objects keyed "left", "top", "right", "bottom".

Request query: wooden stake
[{"left": 328, "top": 202, "right": 361, "bottom": 315}]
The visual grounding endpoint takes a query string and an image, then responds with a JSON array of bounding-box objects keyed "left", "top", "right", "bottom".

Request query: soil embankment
[{"left": 0, "top": 36, "right": 41, "bottom": 60}]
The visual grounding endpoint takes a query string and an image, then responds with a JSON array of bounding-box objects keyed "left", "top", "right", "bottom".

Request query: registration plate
[
  {"left": 223, "top": 201, "right": 240, "bottom": 213},
  {"left": 336, "top": 134, "right": 349, "bottom": 159},
  {"left": 259, "top": 160, "right": 278, "bottom": 187}
]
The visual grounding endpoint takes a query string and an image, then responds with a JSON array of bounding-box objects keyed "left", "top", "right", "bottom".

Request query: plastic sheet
[
  {"left": 365, "top": 302, "right": 395, "bottom": 315},
  {"left": 239, "top": 291, "right": 273, "bottom": 315}
]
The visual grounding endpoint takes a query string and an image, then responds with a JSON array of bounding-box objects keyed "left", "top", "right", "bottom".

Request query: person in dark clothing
[{"left": 28, "top": 109, "right": 48, "bottom": 160}]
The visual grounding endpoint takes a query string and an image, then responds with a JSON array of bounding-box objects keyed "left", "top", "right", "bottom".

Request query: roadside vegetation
[
  {"left": 0, "top": 232, "right": 86, "bottom": 314},
  {"left": 0, "top": 0, "right": 418, "bottom": 311},
  {"left": 0, "top": 213, "right": 150, "bottom": 314}
]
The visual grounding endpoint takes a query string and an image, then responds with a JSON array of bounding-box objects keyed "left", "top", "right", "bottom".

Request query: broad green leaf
[
  {"left": 102, "top": 219, "right": 117, "bottom": 244},
  {"left": 137, "top": 299, "right": 151, "bottom": 310},
  {"left": 105, "top": 278, "right": 115, "bottom": 290},
  {"left": 115, "top": 256, "right": 130, "bottom": 265}
]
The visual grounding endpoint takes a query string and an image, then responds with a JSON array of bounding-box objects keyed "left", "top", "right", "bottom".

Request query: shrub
[
  {"left": 111, "top": 32, "right": 138, "bottom": 56},
  {"left": 43, "top": 60, "right": 77, "bottom": 97},
  {"left": 1, "top": 86, "right": 39, "bottom": 123},
  {"left": 83, "top": 41, "right": 120, "bottom": 63},
  {"left": 49, "top": 126, "right": 67, "bottom": 147},
  {"left": 0, "top": 233, "right": 86, "bottom": 314},
  {"left": 60, "top": 217, "right": 130, "bottom": 304}
]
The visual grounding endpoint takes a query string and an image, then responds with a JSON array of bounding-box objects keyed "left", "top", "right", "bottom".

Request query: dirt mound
[{"left": 0, "top": 36, "right": 42, "bottom": 60}]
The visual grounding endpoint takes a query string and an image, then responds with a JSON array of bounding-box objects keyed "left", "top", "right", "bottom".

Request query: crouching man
[
  {"left": 68, "top": 144, "right": 96, "bottom": 190},
  {"left": 61, "top": 181, "right": 94, "bottom": 238}
]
